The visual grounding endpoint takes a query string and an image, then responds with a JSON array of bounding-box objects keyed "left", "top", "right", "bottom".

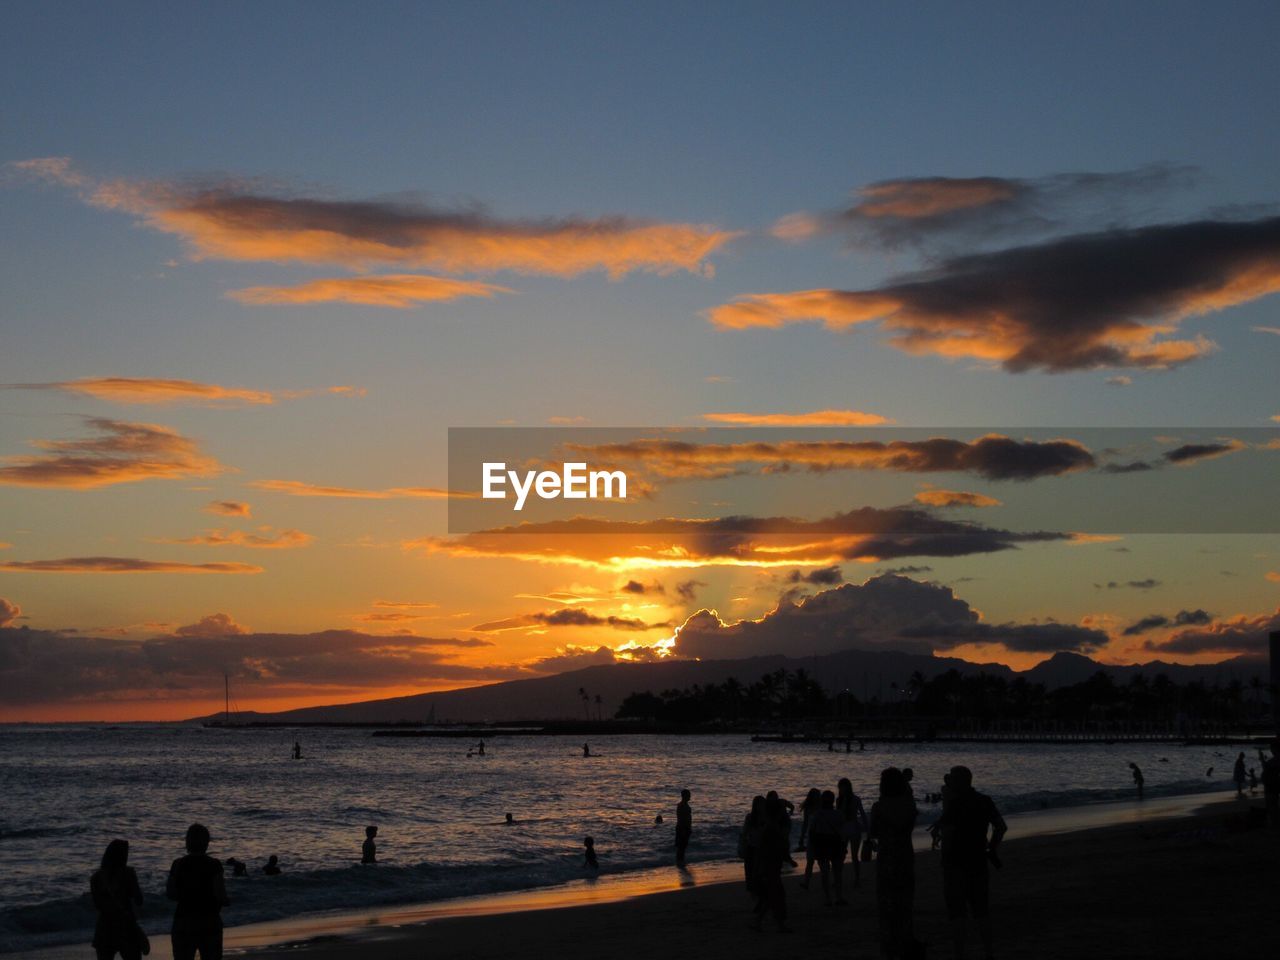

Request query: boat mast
[{"left": 224, "top": 672, "right": 230, "bottom": 724}]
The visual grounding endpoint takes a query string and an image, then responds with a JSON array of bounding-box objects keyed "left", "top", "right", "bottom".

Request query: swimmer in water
[
  {"left": 505, "top": 813, "right": 514, "bottom": 825},
  {"left": 583, "top": 742, "right": 591, "bottom": 757},
  {"left": 263, "top": 855, "right": 281, "bottom": 876},
  {"left": 292, "top": 741, "right": 301, "bottom": 760},
  {"left": 584, "top": 836, "right": 598, "bottom": 869},
  {"left": 361, "top": 825, "right": 378, "bottom": 864}
]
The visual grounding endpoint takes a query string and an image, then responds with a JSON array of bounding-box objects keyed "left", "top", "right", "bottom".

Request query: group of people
[{"left": 727, "top": 766, "right": 1005, "bottom": 960}]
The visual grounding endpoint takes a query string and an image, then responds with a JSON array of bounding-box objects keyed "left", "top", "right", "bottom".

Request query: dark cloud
[
  {"left": 674, "top": 579, "right": 707, "bottom": 602},
  {"left": 1122, "top": 608, "right": 1213, "bottom": 636},
  {"left": 0, "top": 626, "right": 501, "bottom": 705},
  {"left": 1143, "top": 608, "right": 1280, "bottom": 654},
  {"left": 878, "top": 565, "right": 933, "bottom": 576},
  {"left": 420, "top": 506, "right": 1069, "bottom": 569},
  {"left": 471, "top": 608, "right": 669, "bottom": 633},
  {"left": 621, "top": 579, "right": 664, "bottom": 596},
  {"left": 712, "top": 215, "right": 1280, "bottom": 372},
  {"left": 787, "top": 565, "right": 844, "bottom": 585},
  {"left": 0, "top": 556, "right": 262, "bottom": 574},
  {"left": 782, "top": 166, "right": 1197, "bottom": 249},
  {"left": 570, "top": 434, "right": 1096, "bottom": 482},
  {"left": 1095, "top": 579, "right": 1161, "bottom": 591},
  {"left": 1163, "top": 441, "right": 1244, "bottom": 465},
  {"left": 671, "top": 575, "right": 1107, "bottom": 659}
]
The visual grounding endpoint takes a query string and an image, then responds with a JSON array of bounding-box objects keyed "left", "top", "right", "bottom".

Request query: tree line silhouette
[{"left": 615, "top": 668, "right": 1272, "bottom": 726}]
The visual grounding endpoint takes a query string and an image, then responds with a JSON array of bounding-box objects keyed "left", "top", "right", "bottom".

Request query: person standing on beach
[
  {"left": 1262, "top": 738, "right": 1280, "bottom": 825},
  {"left": 1129, "top": 762, "right": 1144, "bottom": 800},
  {"left": 808, "top": 789, "right": 844, "bottom": 906},
  {"left": 749, "top": 795, "right": 791, "bottom": 932},
  {"left": 166, "top": 823, "right": 228, "bottom": 960},
  {"left": 91, "top": 839, "right": 145, "bottom": 960},
  {"left": 797, "top": 787, "right": 822, "bottom": 887},
  {"left": 740, "top": 795, "right": 766, "bottom": 894},
  {"left": 675, "top": 788, "right": 692, "bottom": 867},
  {"left": 837, "top": 777, "right": 869, "bottom": 889},
  {"left": 870, "top": 768, "right": 919, "bottom": 960},
  {"left": 1232, "top": 752, "right": 1247, "bottom": 798},
  {"left": 937, "top": 766, "right": 1006, "bottom": 960}
]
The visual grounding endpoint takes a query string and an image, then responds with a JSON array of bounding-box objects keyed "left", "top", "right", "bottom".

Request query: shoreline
[{"left": 10, "top": 788, "right": 1246, "bottom": 960}]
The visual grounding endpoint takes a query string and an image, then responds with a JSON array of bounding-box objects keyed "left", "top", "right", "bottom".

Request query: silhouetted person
[
  {"left": 1233, "top": 752, "right": 1247, "bottom": 798},
  {"left": 937, "top": 766, "right": 1006, "bottom": 960},
  {"left": 903, "top": 767, "right": 916, "bottom": 799},
  {"left": 837, "top": 777, "right": 869, "bottom": 889},
  {"left": 222, "top": 858, "right": 246, "bottom": 878},
  {"left": 477, "top": 739, "right": 486, "bottom": 756},
  {"left": 1249, "top": 768, "right": 1259, "bottom": 793},
  {"left": 808, "top": 789, "right": 844, "bottom": 906},
  {"left": 766, "top": 790, "right": 797, "bottom": 866},
  {"left": 91, "top": 839, "right": 145, "bottom": 960},
  {"left": 1129, "top": 762, "right": 1144, "bottom": 800},
  {"left": 1262, "top": 738, "right": 1280, "bottom": 826},
  {"left": 262, "top": 855, "right": 280, "bottom": 876},
  {"left": 675, "top": 789, "right": 692, "bottom": 867},
  {"left": 871, "top": 768, "right": 919, "bottom": 960},
  {"left": 361, "top": 825, "right": 378, "bottom": 864},
  {"left": 583, "top": 742, "right": 591, "bottom": 757},
  {"left": 166, "top": 823, "right": 228, "bottom": 960},
  {"left": 292, "top": 741, "right": 301, "bottom": 760},
  {"left": 505, "top": 812, "right": 514, "bottom": 825},
  {"left": 583, "top": 836, "right": 598, "bottom": 869},
  {"left": 749, "top": 795, "right": 791, "bottom": 932},
  {"left": 740, "top": 795, "right": 767, "bottom": 894},
  {"left": 797, "top": 787, "right": 822, "bottom": 887}
]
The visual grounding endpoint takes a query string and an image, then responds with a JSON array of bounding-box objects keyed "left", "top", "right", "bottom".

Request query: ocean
[{"left": 0, "top": 724, "right": 1246, "bottom": 954}]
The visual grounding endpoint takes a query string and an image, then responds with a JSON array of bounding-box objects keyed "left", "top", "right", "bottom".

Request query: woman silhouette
[{"left": 90, "top": 839, "right": 146, "bottom": 960}]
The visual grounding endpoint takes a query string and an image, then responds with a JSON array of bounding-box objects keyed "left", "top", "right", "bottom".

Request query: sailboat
[{"left": 201, "top": 672, "right": 242, "bottom": 727}]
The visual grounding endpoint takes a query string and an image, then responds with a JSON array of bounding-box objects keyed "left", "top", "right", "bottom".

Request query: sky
[{"left": 2, "top": 1, "right": 1279, "bottom": 720}]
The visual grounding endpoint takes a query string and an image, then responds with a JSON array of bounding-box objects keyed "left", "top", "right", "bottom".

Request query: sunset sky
[{"left": 3, "top": 1, "right": 1279, "bottom": 721}]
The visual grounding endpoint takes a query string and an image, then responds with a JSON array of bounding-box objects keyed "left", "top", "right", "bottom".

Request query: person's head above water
[
  {"left": 101, "top": 839, "right": 129, "bottom": 871},
  {"left": 505, "top": 813, "right": 513, "bottom": 823},
  {"left": 185, "top": 823, "right": 211, "bottom": 854},
  {"left": 949, "top": 765, "right": 974, "bottom": 790},
  {"left": 365, "top": 825, "right": 378, "bottom": 839}
]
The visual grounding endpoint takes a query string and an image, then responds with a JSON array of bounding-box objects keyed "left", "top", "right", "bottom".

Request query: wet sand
[{"left": 231, "top": 795, "right": 1275, "bottom": 960}]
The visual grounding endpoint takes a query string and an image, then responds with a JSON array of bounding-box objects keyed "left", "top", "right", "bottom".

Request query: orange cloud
[
  {"left": 0, "top": 557, "right": 262, "bottom": 574},
  {"left": 701, "top": 409, "right": 891, "bottom": 427},
  {"left": 373, "top": 600, "right": 439, "bottom": 609},
  {"left": 914, "top": 489, "right": 1002, "bottom": 508},
  {"left": 205, "top": 500, "right": 252, "bottom": 517},
  {"left": 708, "top": 215, "right": 1280, "bottom": 372},
  {"left": 18, "top": 158, "right": 738, "bottom": 279},
  {"left": 250, "top": 479, "right": 462, "bottom": 499},
  {"left": 2, "top": 377, "right": 364, "bottom": 405},
  {"left": 174, "top": 612, "right": 248, "bottom": 637},
  {"left": 412, "top": 507, "right": 1066, "bottom": 571},
  {"left": 164, "top": 527, "right": 313, "bottom": 549},
  {"left": 0, "top": 597, "right": 20, "bottom": 626},
  {"left": 0, "top": 418, "right": 222, "bottom": 489},
  {"left": 228, "top": 274, "right": 512, "bottom": 308},
  {"left": 1266, "top": 571, "right": 1280, "bottom": 583}
]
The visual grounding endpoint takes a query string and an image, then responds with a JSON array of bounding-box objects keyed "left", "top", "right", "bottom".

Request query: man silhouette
[
  {"left": 166, "top": 823, "right": 228, "bottom": 960},
  {"left": 675, "top": 789, "right": 692, "bottom": 867},
  {"left": 937, "top": 766, "right": 1006, "bottom": 960}
]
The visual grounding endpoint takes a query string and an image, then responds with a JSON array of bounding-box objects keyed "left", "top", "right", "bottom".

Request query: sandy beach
[{"left": 221, "top": 797, "right": 1275, "bottom": 960}]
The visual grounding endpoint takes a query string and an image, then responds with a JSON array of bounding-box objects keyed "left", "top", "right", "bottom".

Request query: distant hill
[{"left": 193, "top": 647, "right": 1267, "bottom": 725}]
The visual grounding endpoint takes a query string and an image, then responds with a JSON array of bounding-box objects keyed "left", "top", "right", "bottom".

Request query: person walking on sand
[
  {"left": 361, "top": 825, "right": 378, "bottom": 864},
  {"left": 809, "top": 789, "right": 845, "bottom": 906},
  {"left": 675, "top": 788, "right": 692, "bottom": 867},
  {"left": 1233, "top": 752, "right": 1247, "bottom": 799},
  {"left": 167, "top": 823, "right": 228, "bottom": 960},
  {"left": 937, "top": 766, "right": 1006, "bottom": 960},
  {"left": 749, "top": 795, "right": 791, "bottom": 933},
  {"left": 797, "top": 787, "right": 822, "bottom": 887},
  {"left": 1129, "top": 762, "right": 1144, "bottom": 800},
  {"left": 740, "top": 795, "right": 767, "bottom": 894},
  {"left": 870, "top": 768, "right": 920, "bottom": 960},
  {"left": 91, "top": 840, "right": 146, "bottom": 960},
  {"left": 837, "top": 777, "right": 869, "bottom": 889}
]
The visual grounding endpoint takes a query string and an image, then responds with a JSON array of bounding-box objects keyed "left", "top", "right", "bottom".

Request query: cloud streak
[
  {"left": 250, "top": 479, "right": 459, "bottom": 499},
  {"left": 700, "top": 409, "right": 891, "bottom": 427},
  {"left": 228, "top": 274, "right": 512, "bottom": 308},
  {"left": 0, "top": 556, "right": 262, "bottom": 574},
  {"left": 711, "top": 215, "right": 1280, "bottom": 372},
  {"left": 0, "top": 418, "right": 222, "bottom": 489},
  {"left": 1, "top": 377, "right": 362, "bottom": 406},
  {"left": 16, "top": 157, "right": 737, "bottom": 279}
]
